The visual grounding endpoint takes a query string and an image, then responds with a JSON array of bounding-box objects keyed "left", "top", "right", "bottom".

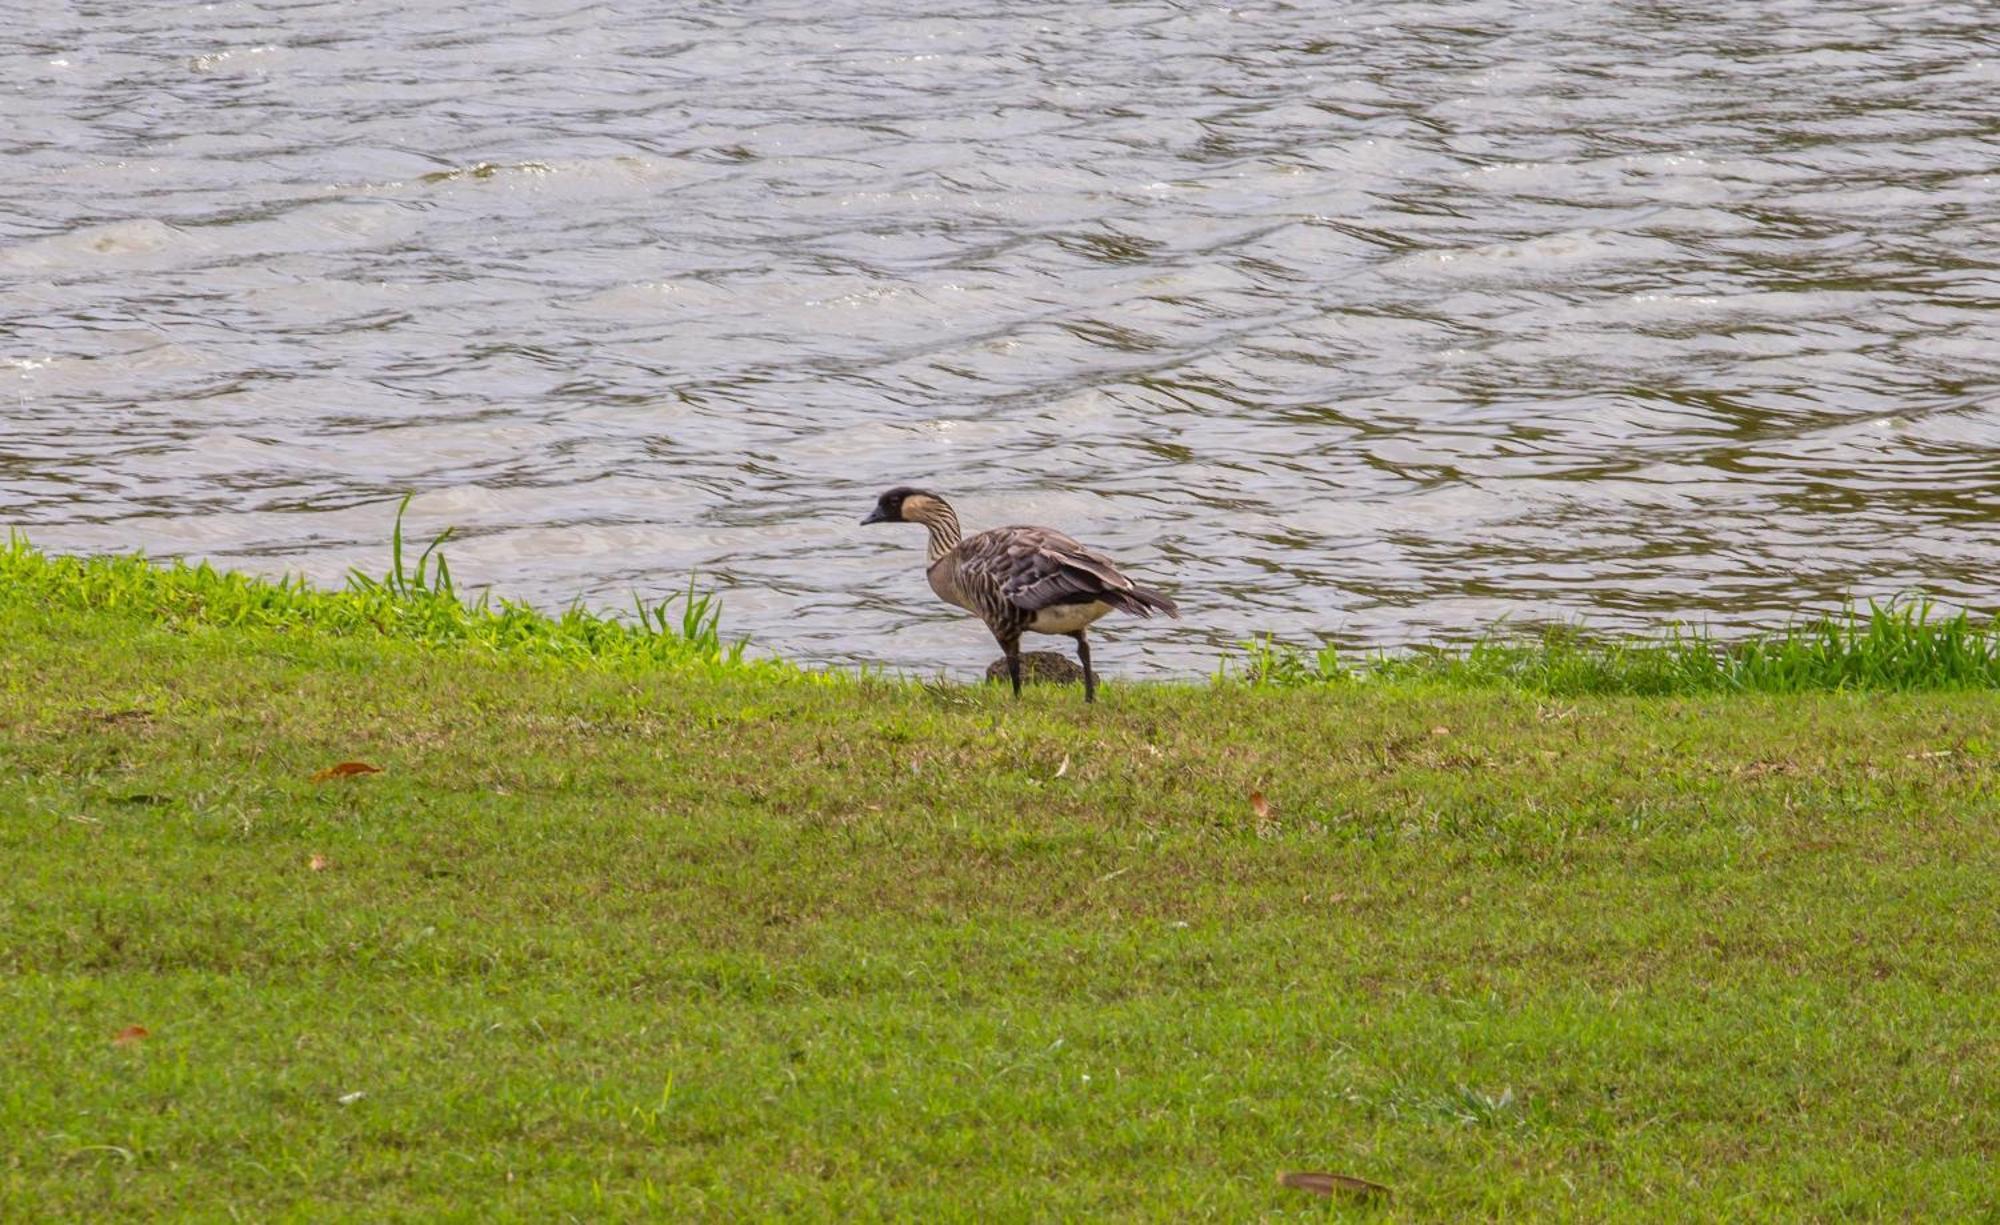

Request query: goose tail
[{"left": 1107, "top": 584, "right": 1180, "bottom": 619}]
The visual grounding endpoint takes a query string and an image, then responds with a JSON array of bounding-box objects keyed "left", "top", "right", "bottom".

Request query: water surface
[{"left": 6, "top": 1, "right": 1998, "bottom": 676}]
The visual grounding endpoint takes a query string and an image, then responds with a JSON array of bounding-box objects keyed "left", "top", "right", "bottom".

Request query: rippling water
[{"left": 6, "top": 1, "right": 1998, "bottom": 676}]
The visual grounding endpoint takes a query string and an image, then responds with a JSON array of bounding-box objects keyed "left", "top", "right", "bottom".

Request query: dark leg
[
  {"left": 1002, "top": 635, "right": 1022, "bottom": 698},
  {"left": 1072, "top": 632, "right": 1095, "bottom": 703}
]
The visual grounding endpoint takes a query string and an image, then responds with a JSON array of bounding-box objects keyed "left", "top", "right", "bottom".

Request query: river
[{"left": 5, "top": 1, "right": 1997, "bottom": 675}]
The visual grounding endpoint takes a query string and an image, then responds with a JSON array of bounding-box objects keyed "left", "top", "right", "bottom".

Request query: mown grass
[{"left": 1, "top": 535, "right": 1997, "bottom": 1219}]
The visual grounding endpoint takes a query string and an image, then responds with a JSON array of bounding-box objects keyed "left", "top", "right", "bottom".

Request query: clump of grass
[
  {"left": 0, "top": 496, "right": 799, "bottom": 678},
  {"left": 1233, "top": 601, "right": 2000, "bottom": 696}
]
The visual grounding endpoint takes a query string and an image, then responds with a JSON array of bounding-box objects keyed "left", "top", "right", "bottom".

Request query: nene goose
[{"left": 861, "top": 487, "right": 1178, "bottom": 702}]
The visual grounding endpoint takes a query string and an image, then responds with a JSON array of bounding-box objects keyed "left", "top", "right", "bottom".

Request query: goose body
[{"left": 863, "top": 487, "right": 1179, "bottom": 702}]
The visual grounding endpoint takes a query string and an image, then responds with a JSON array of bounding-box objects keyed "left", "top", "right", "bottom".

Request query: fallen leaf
[
  {"left": 112, "top": 1025, "right": 150, "bottom": 1046},
  {"left": 309, "top": 853, "right": 329, "bottom": 872},
  {"left": 311, "top": 761, "right": 382, "bottom": 782},
  {"left": 1054, "top": 755, "right": 1070, "bottom": 779},
  {"left": 1431, "top": 725, "right": 1450, "bottom": 736},
  {"left": 1249, "top": 790, "right": 1270, "bottom": 820},
  {"left": 1280, "top": 1170, "right": 1390, "bottom": 1199}
]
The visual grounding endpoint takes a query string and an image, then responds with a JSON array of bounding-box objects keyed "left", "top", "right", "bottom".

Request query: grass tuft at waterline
[
  {"left": 0, "top": 497, "right": 795, "bottom": 679},
  {"left": 1233, "top": 599, "right": 2000, "bottom": 695}
]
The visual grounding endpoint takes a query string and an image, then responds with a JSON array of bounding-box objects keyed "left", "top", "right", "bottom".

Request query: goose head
[{"left": 861, "top": 486, "right": 949, "bottom": 526}]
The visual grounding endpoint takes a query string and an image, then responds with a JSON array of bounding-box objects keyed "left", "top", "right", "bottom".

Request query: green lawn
[{"left": 2, "top": 592, "right": 1997, "bottom": 1218}]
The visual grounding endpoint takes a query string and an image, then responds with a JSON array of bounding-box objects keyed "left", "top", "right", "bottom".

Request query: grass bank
[{"left": 2, "top": 537, "right": 1997, "bottom": 1219}]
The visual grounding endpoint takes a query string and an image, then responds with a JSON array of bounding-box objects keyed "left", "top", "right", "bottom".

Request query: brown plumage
[{"left": 861, "top": 487, "right": 1179, "bottom": 702}]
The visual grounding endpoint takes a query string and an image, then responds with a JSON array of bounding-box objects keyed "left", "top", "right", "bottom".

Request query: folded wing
[{"left": 958, "top": 526, "right": 1179, "bottom": 619}]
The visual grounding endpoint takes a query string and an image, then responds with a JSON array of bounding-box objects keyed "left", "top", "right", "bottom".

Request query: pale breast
[
  {"left": 1027, "top": 600, "right": 1112, "bottom": 635},
  {"left": 927, "top": 561, "right": 974, "bottom": 614}
]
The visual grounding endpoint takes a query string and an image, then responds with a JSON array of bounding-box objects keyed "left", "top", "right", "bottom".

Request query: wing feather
[{"left": 957, "top": 526, "right": 1177, "bottom": 618}]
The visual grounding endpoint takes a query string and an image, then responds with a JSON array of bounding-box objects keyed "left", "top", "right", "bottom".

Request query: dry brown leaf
[
  {"left": 1430, "top": 725, "right": 1450, "bottom": 736},
  {"left": 311, "top": 761, "right": 382, "bottom": 782},
  {"left": 309, "top": 853, "right": 330, "bottom": 872},
  {"left": 112, "top": 1025, "right": 150, "bottom": 1046},
  {"left": 1250, "top": 790, "right": 1271, "bottom": 820},
  {"left": 1280, "top": 1170, "right": 1390, "bottom": 1198}
]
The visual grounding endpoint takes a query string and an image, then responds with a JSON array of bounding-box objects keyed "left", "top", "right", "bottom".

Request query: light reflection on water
[{"left": 4, "top": 1, "right": 1997, "bottom": 676}]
